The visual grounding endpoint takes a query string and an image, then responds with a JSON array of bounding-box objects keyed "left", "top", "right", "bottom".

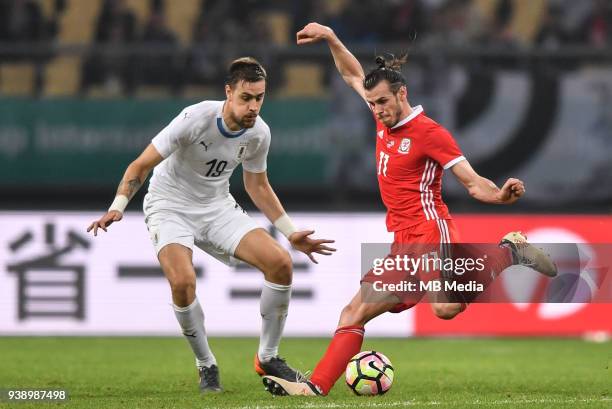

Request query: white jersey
[{"left": 148, "top": 100, "right": 271, "bottom": 204}]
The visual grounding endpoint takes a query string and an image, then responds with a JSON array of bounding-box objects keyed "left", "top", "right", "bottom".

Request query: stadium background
[{"left": 1, "top": 0, "right": 612, "bottom": 352}]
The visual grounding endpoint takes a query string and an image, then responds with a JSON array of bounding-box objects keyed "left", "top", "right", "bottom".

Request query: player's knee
[
  {"left": 265, "top": 248, "right": 293, "bottom": 285},
  {"left": 432, "top": 303, "right": 463, "bottom": 320},
  {"left": 169, "top": 275, "right": 196, "bottom": 298}
]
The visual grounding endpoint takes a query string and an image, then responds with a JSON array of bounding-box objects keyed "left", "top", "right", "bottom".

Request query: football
[{"left": 345, "top": 351, "right": 394, "bottom": 396}]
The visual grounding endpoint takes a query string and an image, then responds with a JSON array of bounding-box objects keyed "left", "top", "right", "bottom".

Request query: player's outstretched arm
[
  {"left": 244, "top": 170, "right": 336, "bottom": 263},
  {"left": 87, "top": 144, "right": 163, "bottom": 236},
  {"left": 451, "top": 160, "right": 525, "bottom": 205},
  {"left": 297, "top": 22, "right": 366, "bottom": 100}
]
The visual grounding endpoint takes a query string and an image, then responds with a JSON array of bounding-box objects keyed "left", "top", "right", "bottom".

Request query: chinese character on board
[{"left": 7, "top": 222, "right": 90, "bottom": 320}]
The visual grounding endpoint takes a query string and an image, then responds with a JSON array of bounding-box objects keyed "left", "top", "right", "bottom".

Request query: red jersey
[{"left": 374, "top": 105, "right": 465, "bottom": 232}]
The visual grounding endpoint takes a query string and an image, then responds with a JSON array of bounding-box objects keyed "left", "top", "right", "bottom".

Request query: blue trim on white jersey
[{"left": 216, "top": 117, "right": 247, "bottom": 138}]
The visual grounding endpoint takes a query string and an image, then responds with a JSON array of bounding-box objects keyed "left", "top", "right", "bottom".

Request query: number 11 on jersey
[{"left": 378, "top": 152, "right": 390, "bottom": 177}]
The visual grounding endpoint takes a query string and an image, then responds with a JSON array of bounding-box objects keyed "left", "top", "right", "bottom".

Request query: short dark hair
[
  {"left": 363, "top": 53, "right": 408, "bottom": 93},
  {"left": 226, "top": 57, "right": 267, "bottom": 88}
]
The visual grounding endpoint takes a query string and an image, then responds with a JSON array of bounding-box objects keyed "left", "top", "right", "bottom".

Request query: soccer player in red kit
[{"left": 262, "top": 22, "right": 558, "bottom": 396}]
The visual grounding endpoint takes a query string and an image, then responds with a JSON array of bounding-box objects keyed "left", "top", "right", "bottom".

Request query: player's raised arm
[
  {"left": 87, "top": 144, "right": 163, "bottom": 236},
  {"left": 451, "top": 160, "right": 525, "bottom": 205},
  {"left": 297, "top": 22, "right": 366, "bottom": 100}
]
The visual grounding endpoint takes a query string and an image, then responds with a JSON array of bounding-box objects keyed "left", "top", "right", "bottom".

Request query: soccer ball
[{"left": 345, "top": 351, "right": 394, "bottom": 396}]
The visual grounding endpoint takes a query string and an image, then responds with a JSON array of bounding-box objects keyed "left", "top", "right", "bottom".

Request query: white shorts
[{"left": 143, "top": 192, "right": 260, "bottom": 266}]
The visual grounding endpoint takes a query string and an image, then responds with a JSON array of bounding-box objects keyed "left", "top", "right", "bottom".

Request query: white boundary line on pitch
[{"left": 220, "top": 397, "right": 612, "bottom": 409}]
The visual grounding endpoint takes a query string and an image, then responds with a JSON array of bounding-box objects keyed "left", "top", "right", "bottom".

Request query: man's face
[
  {"left": 225, "top": 80, "right": 266, "bottom": 128},
  {"left": 365, "top": 81, "right": 405, "bottom": 128}
]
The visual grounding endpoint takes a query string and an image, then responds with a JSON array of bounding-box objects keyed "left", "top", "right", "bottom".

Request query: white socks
[
  {"left": 173, "top": 282, "right": 291, "bottom": 367},
  {"left": 173, "top": 298, "right": 216, "bottom": 368},
  {"left": 258, "top": 280, "right": 292, "bottom": 362}
]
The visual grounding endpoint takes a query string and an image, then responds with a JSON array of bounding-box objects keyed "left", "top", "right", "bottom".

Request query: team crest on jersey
[
  {"left": 398, "top": 138, "right": 411, "bottom": 154},
  {"left": 236, "top": 142, "right": 249, "bottom": 160}
]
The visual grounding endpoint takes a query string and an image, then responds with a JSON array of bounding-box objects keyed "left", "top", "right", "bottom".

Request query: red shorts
[{"left": 362, "top": 219, "right": 460, "bottom": 313}]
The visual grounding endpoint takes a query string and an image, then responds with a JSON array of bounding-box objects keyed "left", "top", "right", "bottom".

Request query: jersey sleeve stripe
[{"left": 442, "top": 155, "right": 466, "bottom": 170}]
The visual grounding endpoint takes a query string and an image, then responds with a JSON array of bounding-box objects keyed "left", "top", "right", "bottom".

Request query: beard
[
  {"left": 235, "top": 112, "right": 258, "bottom": 129},
  {"left": 378, "top": 97, "right": 403, "bottom": 127},
  {"left": 379, "top": 106, "right": 402, "bottom": 127},
  {"left": 380, "top": 117, "right": 393, "bottom": 127},
  {"left": 390, "top": 98, "right": 403, "bottom": 127}
]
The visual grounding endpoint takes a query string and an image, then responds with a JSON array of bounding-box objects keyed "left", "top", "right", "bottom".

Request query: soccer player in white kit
[{"left": 87, "top": 57, "right": 336, "bottom": 393}]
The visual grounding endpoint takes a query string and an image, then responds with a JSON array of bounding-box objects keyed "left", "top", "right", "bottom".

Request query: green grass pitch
[{"left": 0, "top": 337, "right": 610, "bottom": 408}]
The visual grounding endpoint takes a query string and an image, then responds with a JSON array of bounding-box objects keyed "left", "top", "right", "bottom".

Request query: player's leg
[
  {"left": 275, "top": 234, "right": 426, "bottom": 396},
  {"left": 157, "top": 244, "right": 221, "bottom": 392},
  {"left": 233, "top": 228, "right": 301, "bottom": 379},
  {"left": 428, "top": 225, "right": 557, "bottom": 320},
  {"left": 430, "top": 301, "right": 466, "bottom": 320},
  {"left": 426, "top": 219, "right": 479, "bottom": 320},
  {"left": 308, "top": 285, "right": 400, "bottom": 395},
  {"left": 428, "top": 243, "right": 512, "bottom": 319},
  {"left": 144, "top": 201, "right": 220, "bottom": 393},
  {"left": 263, "top": 224, "right": 430, "bottom": 397},
  {"left": 263, "top": 285, "right": 403, "bottom": 396},
  {"left": 158, "top": 243, "right": 197, "bottom": 306},
  {"left": 199, "top": 198, "right": 301, "bottom": 381}
]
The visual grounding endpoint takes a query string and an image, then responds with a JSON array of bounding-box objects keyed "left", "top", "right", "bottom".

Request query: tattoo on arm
[{"left": 117, "top": 177, "right": 142, "bottom": 200}]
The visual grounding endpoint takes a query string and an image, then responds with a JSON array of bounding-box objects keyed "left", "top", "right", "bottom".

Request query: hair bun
[{"left": 375, "top": 56, "right": 386, "bottom": 69}]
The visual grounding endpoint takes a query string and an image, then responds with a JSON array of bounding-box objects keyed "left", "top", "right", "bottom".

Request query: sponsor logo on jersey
[
  {"left": 199, "top": 141, "right": 212, "bottom": 151},
  {"left": 398, "top": 138, "right": 411, "bottom": 154},
  {"left": 386, "top": 139, "right": 395, "bottom": 148}
]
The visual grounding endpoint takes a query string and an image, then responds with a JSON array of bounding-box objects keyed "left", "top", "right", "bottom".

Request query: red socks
[
  {"left": 451, "top": 245, "right": 514, "bottom": 304},
  {"left": 471, "top": 245, "right": 514, "bottom": 284},
  {"left": 309, "top": 325, "right": 365, "bottom": 395}
]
